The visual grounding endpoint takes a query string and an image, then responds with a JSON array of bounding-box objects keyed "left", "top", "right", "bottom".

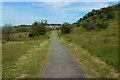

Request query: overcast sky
[{"left": 1, "top": 1, "right": 118, "bottom": 26}]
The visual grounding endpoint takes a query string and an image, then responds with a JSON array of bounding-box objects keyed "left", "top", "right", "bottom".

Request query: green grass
[
  {"left": 60, "top": 38, "right": 118, "bottom": 78},
  {"left": 2, "top": 31, "right": 51, "bottom": 43},
  {"left": 60, "top": 20, "right": 118, "bottom": 71},
  {"left": 2, "top": 32, "right": 51, "bottom": 78}
]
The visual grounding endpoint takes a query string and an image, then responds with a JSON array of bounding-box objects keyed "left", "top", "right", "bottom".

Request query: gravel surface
[{"left": 42, "top": 32, "right": 82, "bottom": 78}]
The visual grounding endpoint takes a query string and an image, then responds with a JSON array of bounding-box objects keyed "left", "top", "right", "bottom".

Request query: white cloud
[
  {"left": 31, "top": 2, "right": 109, "bottom": 22},
  {"left": 34, "top": 2, "right": 81, "bottom": 23},
  {"left": 1, "top": 2, "right": 114, "bottom": 26},
  {"left": 2, "top": 0, "right": 119, "bottom": 2}
]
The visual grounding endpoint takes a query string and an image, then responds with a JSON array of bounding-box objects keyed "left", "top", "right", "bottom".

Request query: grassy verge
[
  {"left": 2, "top": 31, "right": 51, "bottom": 44},
  {"left": 58, "top": 20, "right": 118, "bottom": 78},
  {"left": 59, "top": 20, "right": 118, "bottom": 71},
  {"left": 2, "top": 34, "right": 51, "bottom": 78},
  {"left": 60, "top": 38, "right": 118, "bottom": 78}
]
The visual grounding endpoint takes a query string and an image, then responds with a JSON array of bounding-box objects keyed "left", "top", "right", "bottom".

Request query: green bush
[
  {"left": 81, "top": 19, "right": 108, "bottom": 31},
  {"left": 2, "top": 24, "right": 13, "bottom": 41},
  {"left": 30, "top": 21, "right": 47, "bottom": 37},
  {"left": 82, "top": 20, "right": 97, "bottom": 30},
  {"left": 61, "top": 22, "right": 72, "bottom": 34},
  {"left": 97, "top": 21, "right": 108, "bottom": 29},
  {"left": 106, "top": 12, "right": 115, "bottom": 19},
  {"left": 28, "top": 30, "right": 37, "bottom": 37},
  {"left": 83, "top": 15, "right": 88, "bottom": 20},
  {"left": 99, "top": 13, "right": 106, "bottom": 19},
  {"left": 87, "top": 10, "right": 95, "bottom": 17}
]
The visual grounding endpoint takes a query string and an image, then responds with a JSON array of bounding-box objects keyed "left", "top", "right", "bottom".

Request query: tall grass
[
  {"left": 2, "top": 32, "right": 51, "bottom": 78},
  {"left": 61, "top": 20, "right": 118, "bottom": 71}
]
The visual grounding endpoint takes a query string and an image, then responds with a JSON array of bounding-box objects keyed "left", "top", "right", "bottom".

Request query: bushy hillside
[
  {"left": 60, "top": 4, "right": 119, "bottom": 71},
  {"left": 74, "top": 4, "right": 119, "bottom": 30}
]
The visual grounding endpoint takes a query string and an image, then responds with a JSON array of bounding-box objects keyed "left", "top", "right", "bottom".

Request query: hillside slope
[
  {"left": 74, "top": 4, "right": 119, "bottom": 30},
  {"left": 60, "top": 4, "right": 119, "bottom": 72}
]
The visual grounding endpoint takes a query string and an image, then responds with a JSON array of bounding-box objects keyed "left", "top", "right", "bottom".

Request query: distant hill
[{"left": 73, "top": 3, "right": 119, "bottom": 30}]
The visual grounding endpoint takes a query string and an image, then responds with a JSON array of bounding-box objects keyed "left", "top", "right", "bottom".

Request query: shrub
[
  {"left": 30, "top": 21, "right": 47, "bottom": 37},
  {"left": 28, "top": 30, "right": 37, "bottom": 37},
  {"left": 99, "top": 14, "right": 105, "bottom": 19},
  {"left": 106, "top": 12, "right": 115, "bottom": 19},
  {"left": 86, "top": 9, "right": 97, "bottom": 17},
  {"left": 83, "top": 15, "right": 88, "bottom": 20},
  {"left": 82, "top": 20, "right": 97, "bottom": 30},
  {"left": 97, "top": 21, "right": 108, "bottom": 29},
  {"left": 61, "top": 22, "right": 72, "bottom": 34},
  {"left": 92, "top": 16, "right": 96, "bottom": 20},
  {"left": 28, "top": 33, "right": 35, "bottom": 37},
  {"left": 81, "top": 18, "right": 108, "bottom": 31},
  {"left": 2, "top": 24, "right": 13, "bottom": 41}
]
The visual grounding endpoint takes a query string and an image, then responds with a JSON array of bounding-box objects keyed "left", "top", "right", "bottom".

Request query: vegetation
[
  {"left": 2, "top": 3, "right": 119, "bottom": 78},
  {"left": 29, "top": 20, "right": 47, "bottom": 37},
  {"left": 2, "top": 24, "right": 13, "bottom": 41},
  {"left": 2, "top": 20, "right": 52, "bottom": 78},
  {"left": 60, "top": 36, "right": 118, "bottom": 78},
  {"left": 75, "top": 4, "right": 119, "bottom": 30},
  {"left": 60, "top": 22, "right": 72, "bottom": 34},
  {"left": 2, "top": 25, "right": 31, "bottom": 43},
  {"left": 2, "top": 20, "right": 52, "bottom": 43},
  {"left": 2, "top": 37, "right": 51, "bottom": 78},
  {"left": 81, "top": 19, "right": 108, "bottom": 31},
  {"left": 59, "top": 4, "right": 119, "bottom": 72}
]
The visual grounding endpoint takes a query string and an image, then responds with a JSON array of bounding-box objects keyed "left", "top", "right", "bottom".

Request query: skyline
[{"left": 1, "top": 2, "right": 118, "bottom": 26}]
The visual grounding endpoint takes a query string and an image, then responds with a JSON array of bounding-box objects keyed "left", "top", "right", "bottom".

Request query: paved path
[{"left": 42, "top": 32, "right": 82, "bottom": 78}]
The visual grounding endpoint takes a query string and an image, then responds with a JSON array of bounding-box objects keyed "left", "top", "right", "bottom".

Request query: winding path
[{"left": 42, "top": 32, "right": 82, "bottom": 78}]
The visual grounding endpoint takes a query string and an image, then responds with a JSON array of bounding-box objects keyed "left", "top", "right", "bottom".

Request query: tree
[
  {"left": 2, "top": 24, "right": 13, "bottom": 41},
  {"left": 29, "top": 20, "right": 47, "bottom": 37},
  {"left": 36, "top": 21, "right": 47, "bottom": 35},
  {"left": 60, "top": 22, "right": 72, "bottom": 34}
]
